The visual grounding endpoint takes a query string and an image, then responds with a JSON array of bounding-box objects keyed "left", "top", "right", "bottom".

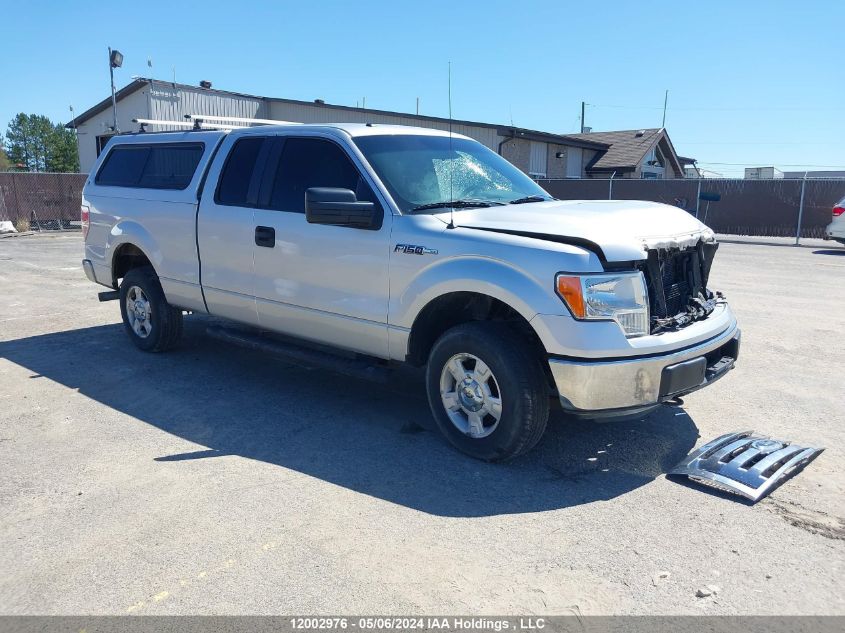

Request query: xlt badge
[{"left": 394, "top": 244, "right": 438, "bottom": 255}]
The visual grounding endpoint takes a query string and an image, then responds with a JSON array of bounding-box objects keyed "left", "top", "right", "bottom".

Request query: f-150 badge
[{"left": 394, "top": 244, "right": 438, "bottom": 255}]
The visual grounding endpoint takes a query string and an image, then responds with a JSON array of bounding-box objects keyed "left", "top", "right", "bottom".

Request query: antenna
[{"left": 447, "top": 61, "right": 455, "bottom": 230}]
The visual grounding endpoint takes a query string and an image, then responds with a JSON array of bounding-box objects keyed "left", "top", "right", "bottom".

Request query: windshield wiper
[
  {"left": 509, "top": 195, "right": 549, "bottom": 205},
  {"left": 411, "top": 199, "right": 505, "bottom": 212}
]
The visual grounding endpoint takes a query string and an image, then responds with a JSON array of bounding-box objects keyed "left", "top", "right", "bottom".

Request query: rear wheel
[
  {"left": 425, "top": 322, "right": 549, "bottom": 461},
  {"left": 119, "top": 266, "right": 183, "bottom": 352}
]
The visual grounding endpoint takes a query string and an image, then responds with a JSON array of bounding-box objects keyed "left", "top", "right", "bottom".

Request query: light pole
[
  {"left": 69, "top": 105, "right": 79, "bottom": 153},
  {"left": 108, "top": 47, "right": 124, "bottom": 132}
]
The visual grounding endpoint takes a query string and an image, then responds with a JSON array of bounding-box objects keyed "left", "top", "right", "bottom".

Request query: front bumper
[{"left": 549, "top": 322, "right": 740, "bottom": 418}]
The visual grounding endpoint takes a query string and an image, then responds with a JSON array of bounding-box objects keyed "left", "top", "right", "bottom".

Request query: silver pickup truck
[{"left": 81, "top": 123, "right": 740, "bottom": 461}]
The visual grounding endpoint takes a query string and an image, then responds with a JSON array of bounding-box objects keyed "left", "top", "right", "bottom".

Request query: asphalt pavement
[{"left": 0, "top": 233, "right": 842, "bottom": 615}]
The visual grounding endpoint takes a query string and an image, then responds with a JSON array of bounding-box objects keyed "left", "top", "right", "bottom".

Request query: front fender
[{"left": 390, "top": 255, "right": 564, "bottom": 330}]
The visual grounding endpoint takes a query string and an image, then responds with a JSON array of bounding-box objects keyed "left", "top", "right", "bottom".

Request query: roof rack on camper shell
[{"left": 131, "top": 114, "right": 302, "bottom": 133}]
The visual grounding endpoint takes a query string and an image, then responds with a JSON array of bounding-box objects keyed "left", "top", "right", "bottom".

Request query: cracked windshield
[{"left": 354, "top": 135, "right": 551, "bottom": 212}]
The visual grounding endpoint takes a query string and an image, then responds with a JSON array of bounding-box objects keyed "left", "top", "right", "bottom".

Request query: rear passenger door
[
  {"left": 251, "top": 135, "right": 392, "bottom": 357},
  {"left": 197, "top": 134, "right": 269, "bottom": 325}
]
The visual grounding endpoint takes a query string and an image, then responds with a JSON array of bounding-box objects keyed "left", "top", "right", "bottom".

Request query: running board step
[{"left": 205, "top": 325, "right": 391, "bottom": 383}]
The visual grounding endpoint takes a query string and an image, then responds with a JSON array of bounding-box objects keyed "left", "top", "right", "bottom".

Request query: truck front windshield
[{"left": 353, "top": 134, "right": 552, "bottom": 213}]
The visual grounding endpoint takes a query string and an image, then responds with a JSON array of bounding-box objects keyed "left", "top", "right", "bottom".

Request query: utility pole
[
  {"left": 580, "top": 101, "right": 586, "bottom": 133},
  {"left": 662, "top": 90, "right": 669, "bottom": 128},
  {"left": 416, "top": 97, "right": 419, "bottom": 115}
]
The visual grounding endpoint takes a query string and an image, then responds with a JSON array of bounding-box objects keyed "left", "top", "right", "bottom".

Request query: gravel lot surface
[{"left": 1, "top": 233, "right": 843, "bottom": 615}]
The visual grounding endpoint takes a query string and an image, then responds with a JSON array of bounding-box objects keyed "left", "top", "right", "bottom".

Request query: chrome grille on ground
[{"left": 670, "top": 431, "right": 824, "bottom": 502}]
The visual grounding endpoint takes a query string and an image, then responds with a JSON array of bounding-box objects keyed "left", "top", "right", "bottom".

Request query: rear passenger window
[
  {"left": 96, "top": 143, "right": 203, "bottom": 190},
  {"left": 268, "top": 138, "right": 375, "bottom": 213},
  {"left": 216, "top": 137, "right": 264, "bottom": 206}
]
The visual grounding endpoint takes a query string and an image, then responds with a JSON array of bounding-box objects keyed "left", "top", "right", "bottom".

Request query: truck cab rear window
[
  {"left": 215, "top": 137, "right": 265, "bottom": 206},
  {"left": 96, "top": 143, "right": 204, "bottom": 190}
]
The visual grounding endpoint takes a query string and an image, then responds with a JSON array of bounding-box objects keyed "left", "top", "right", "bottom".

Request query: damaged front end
[{"left": 639, "top": 239, "right": 724, "bottom": 334}]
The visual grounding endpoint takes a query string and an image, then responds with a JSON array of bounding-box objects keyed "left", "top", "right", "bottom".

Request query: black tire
[
  {"left": 119, "top": 266, "right": 183, "bottom": 352},
  {"left": 425, "top": 322, "right": 550, "bottom": 461}
]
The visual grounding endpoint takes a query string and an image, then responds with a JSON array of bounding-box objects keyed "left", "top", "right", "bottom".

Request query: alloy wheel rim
[
  {"left": 439, "top": 353, "right": 503, "bottom": 439},
  {"left": 125, "top": 286, "right": 152, "bottom": 339}
]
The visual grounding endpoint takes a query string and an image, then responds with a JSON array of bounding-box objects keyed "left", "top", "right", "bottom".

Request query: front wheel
[
  {"left": 425, "top": 322, "right": 550, "bottom": 461},
  {"left": 119, "top": 266, "right": 183, "bottom": 352}
]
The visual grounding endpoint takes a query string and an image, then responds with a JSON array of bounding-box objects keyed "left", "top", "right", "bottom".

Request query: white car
[{"left": 825, "top": 195, "right": 845, "bottom": 245}]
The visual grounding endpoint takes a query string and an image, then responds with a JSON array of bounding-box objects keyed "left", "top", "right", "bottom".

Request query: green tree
[
  {"left": 0, "top": 145, "right": 10, "bottom": 171},
  {"left": 46, "top": 125, "right": 80, "bottom": 172},
  {"left": 4, "top": 113, "right": 79, "bottom": 172}
]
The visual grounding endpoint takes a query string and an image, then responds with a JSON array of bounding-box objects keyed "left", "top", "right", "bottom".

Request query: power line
[
  {"left": 695, "top": 161, "right": 845, "bottom": 168},
  {"left": 682, "top": 141, "right": 839, "bottom": 146},
  {"left": 586, "top": 103, "right": 844, "bottom": 113}
]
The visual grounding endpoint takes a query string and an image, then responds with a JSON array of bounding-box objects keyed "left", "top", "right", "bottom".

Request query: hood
[{"left": 438, "top": 199, "right": 715, "bottom": 262}]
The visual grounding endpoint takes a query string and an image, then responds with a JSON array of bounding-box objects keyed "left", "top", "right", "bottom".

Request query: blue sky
[{"left": 2, "top": 0, "right": 843, "bottom": 176}]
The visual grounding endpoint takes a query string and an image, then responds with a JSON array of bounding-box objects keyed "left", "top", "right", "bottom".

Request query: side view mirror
[{"left": 305, "top": 188, "right": 379, "bottom": 229}]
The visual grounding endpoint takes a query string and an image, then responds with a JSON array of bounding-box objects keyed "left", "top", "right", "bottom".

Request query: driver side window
[{"left": 268, "top": 138, "right": 377, "bottom": 213}]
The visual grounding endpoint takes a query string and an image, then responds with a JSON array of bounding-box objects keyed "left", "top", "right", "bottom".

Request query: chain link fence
[
  {"left": 537, "top": 177, "right": 845, "bottom": 240},
  {"left": 0, "top": 173, "right": 843, "bottom": 240},
  {"left": 0, "top": 173, "right": 87, "bottom": 231}
]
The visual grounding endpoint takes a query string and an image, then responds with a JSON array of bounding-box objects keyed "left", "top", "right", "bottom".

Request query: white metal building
[
  {"left": 68, "top": 78, "right": 608, "bottom": 176},
  {"left": 744, "top": 166, "right": 784, "bottom": 180}
]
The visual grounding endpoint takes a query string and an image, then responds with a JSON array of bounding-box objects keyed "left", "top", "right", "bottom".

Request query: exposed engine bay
[
  {"left": 458, "top": 224, "right": 725, "bottom": 335},
  {"left": 639, "top": 240, "right": 724, "bottom": 334}
]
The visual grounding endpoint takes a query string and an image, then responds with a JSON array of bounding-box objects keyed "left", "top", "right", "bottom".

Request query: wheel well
[
  {"left": 406, "top": 292, "right": 548, "bottom": 369},
  {"left": 112, "top": 244, "right": 152, "bottom": 287}
]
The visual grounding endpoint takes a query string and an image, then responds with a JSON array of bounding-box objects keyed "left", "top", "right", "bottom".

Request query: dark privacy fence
[
  {"left": 0, "top": 173, "right": 843, "bottom": 239},
  {"left": 537, "top": 178, "right": 845, "bottom": 240},
  {"left": 0, "top": 173, "right": 87, "bottom": 230}
]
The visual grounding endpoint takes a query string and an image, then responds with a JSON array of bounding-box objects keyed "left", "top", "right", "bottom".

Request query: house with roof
[{"left": 566, "top": 128, "right": 687, "bottom": 179}]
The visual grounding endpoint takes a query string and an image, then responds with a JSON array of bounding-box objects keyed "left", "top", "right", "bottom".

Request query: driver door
[{"left": 251, "top": 135, "right": 392, "bottom": 357}]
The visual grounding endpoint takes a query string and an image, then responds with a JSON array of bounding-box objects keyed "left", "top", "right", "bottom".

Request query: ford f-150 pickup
[{"left": 81, "top": 123, "right": 740, "bottom": 461}]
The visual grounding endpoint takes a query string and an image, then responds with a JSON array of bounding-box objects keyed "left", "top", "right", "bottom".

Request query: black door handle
[{"left": 255, "top": 226, "right": 275, "bottom": 248}]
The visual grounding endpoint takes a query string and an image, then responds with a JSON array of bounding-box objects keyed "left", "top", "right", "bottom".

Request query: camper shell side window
[{"left": 95, "top": 142, "right": 205, "bottom": 190}]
